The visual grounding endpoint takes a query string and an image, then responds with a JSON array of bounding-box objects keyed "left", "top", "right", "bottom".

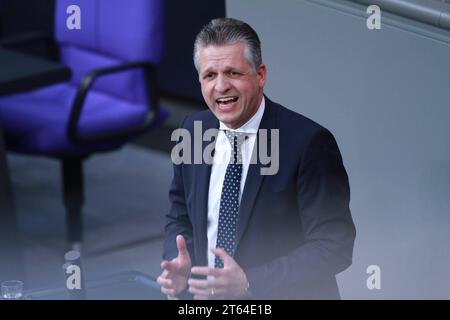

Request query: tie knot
[
  {"left": 224, "top": 130, "right": 245, "bottom": 148},
  {"left": 224, "top": 130, "right": 245, "bottom": 164}
]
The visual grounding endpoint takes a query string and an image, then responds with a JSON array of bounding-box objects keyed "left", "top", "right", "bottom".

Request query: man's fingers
[
  {"left": 191, "top": 266, "right": 222, "bottom": 277},
  {"left": 190, "top": 286, "right": 225, "bottom": 300},
  {"left": 161, "top": 260, "right": 171, "bottom": 270},
  {"left": 176, "top": 235, "right": 188, "bottom": 259},
  {"left": 157, "top": 277, "right": 172, "bottom": 288},
  {"left": 161, "top": 286, "right": 176, "bottom": 297},
  {"left": 159, "top": 267, "right": 170, "bottom": 278},
  {"left": 210, "top": 247, "right": 233, "bottom": 266},
  {"left": 188, "top": 285, "right": 208, "bottom": 296},
  {"left": 189, "top": 286, "right": 214, "bottom": 300},
  {"left": 161, "top": 260, "right": 178, "bottom": 273},
  {"left": 188, "top": 278, "right": 210, "bottom": 289}
]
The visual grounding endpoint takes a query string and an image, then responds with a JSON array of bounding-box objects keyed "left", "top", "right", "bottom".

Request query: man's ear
[{"left": 257, "top": 64, "right": 267, "bottom": 87}]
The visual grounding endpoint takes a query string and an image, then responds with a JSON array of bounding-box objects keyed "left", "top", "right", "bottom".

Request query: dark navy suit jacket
[{"left": 163, "top": 97, "right": 356, "bottom": 299}]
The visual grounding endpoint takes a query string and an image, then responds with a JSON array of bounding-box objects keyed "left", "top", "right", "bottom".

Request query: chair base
[{"left": 61, "top": 157, "right": 84, "bottom": 245}]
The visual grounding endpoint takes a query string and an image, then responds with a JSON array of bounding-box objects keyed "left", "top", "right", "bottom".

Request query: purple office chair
[{"left": 0, "top": 0, "right": 168, "bottom": 248}]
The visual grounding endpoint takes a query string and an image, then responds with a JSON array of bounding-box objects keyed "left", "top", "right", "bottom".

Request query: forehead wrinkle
[
  {"left": 200, "top": 56, "right": 234, "bottom": 72},
  {"left": 200, "top": 58, "right": 250, "bottom": 76},
  {"left": 199, "top": 44, "right": 249, "bottom": 73}
]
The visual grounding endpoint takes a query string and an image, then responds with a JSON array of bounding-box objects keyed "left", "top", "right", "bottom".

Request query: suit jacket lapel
[{"left": 235, "top": 97, "right": 279, "bottom": 250}]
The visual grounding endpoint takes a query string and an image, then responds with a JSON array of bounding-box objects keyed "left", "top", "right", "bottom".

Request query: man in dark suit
[{"left": 157, "top": 18, "right": 356, "bottom": 300}]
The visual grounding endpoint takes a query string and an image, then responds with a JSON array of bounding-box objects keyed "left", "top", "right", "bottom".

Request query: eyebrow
[
  {"left": 201, "top": 68, "right": 215, "bottom": 75},
  {"left": 201, "top": 66, "right": 242, "bottom": 75}
]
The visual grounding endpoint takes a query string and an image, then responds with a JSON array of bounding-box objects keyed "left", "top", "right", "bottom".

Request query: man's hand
[
  {"left": 188, "top": 248, "right": 248, "bottom": 300},
  {"left": 157, "top": 235, "right": 192, "bottom": 299}
]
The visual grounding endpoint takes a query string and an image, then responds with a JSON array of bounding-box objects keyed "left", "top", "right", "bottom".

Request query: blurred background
[{"left": 0, "top": 0, "right": 449, "bottom": 299}]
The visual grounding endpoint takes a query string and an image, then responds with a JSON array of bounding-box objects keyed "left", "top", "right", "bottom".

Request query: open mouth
[{"left": 216, "top": 96, "right": 239, "bottom": 105}]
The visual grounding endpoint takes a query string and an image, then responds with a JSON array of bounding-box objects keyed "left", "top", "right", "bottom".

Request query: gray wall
[{"left": 227, "top": 0, "right": 450, "bottom": 299}]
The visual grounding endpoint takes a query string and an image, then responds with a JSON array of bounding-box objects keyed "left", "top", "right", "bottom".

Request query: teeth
[{"left": 217, "top": 97, "right": 238, "bottom": 103}]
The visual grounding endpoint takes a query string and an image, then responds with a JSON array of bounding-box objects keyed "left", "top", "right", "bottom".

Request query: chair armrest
[
  {"left": 67, "top": 61, "right": 160, "bottom": 144},
  {"left": 0, "top": 31, "right": 59, "bottom": 61},
  {"left": 0, "top": 30, "right": 54, "bottom": 48}
]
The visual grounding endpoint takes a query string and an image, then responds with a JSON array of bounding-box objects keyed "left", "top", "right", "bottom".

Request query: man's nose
[{"left": 214, "top": 74, "right": 231, "bottom": 94}]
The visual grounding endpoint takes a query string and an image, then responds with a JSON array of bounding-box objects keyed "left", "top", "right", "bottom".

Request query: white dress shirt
[{"left": 206, "top": 97, "right": 265, "bottom": 268}]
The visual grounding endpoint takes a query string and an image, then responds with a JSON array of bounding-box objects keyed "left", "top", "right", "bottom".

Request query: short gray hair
[{"left": 193, "top": 18, "right": 262, "bottom": 72}]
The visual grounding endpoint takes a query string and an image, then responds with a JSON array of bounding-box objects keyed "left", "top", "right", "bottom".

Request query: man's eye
[
  {"left": 204, "top": 73, "right": 214, "bottom": 79},
  {"left": 229, "top": 71, "right": 243, "bottom": 78}
]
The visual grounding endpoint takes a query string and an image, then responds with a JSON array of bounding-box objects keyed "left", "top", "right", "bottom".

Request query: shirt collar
[{"left": 219, "top": 96, "right": 265, "bottom": 134}]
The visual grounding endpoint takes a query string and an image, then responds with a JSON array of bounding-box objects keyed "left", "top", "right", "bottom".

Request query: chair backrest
[{"left": 54, "top": 0, "right": 164, "bottom": 103}]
